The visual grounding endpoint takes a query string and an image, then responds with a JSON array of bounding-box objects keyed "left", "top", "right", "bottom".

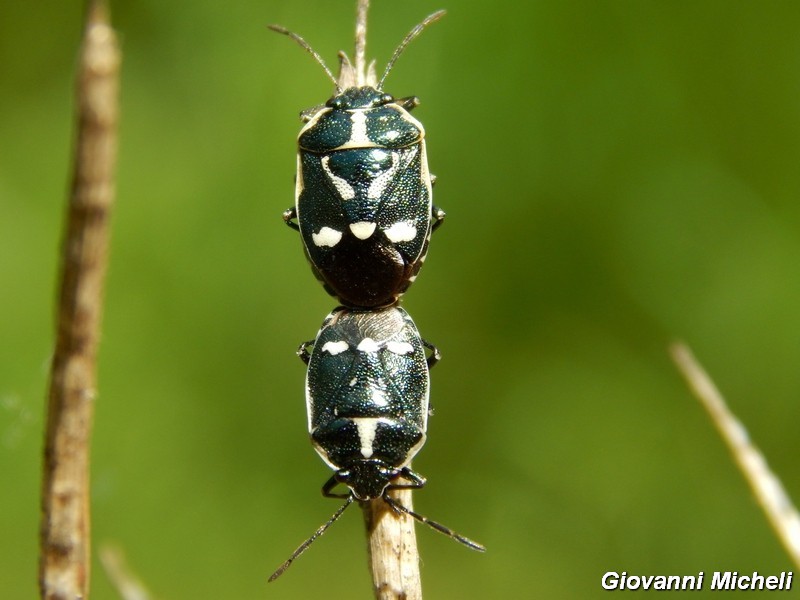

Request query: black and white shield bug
[
  {"left": 270, "top": 11, "right": 446, "bottom": 308},
  {"left": 304, "top": 306, "right": 433, "bottom": 499},
  {"left": 269, "top": 307, "right": 484, "bottom": 581}
]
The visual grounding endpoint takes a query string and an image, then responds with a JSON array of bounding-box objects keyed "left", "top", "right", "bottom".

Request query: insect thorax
[{"left": 299, "top": 87, "right": 425, "bottom": 153}]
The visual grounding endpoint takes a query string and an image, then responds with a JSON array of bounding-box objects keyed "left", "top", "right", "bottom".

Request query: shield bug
[
  {"left": 270, "top": 11, "right": 446, "bottom": 308},
  {"left": 269, "top": 307, "right": 484, "bottom": 581}
]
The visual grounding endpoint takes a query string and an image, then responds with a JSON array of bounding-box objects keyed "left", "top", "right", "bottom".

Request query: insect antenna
[
  {"left": 268, "top": 24, "right": 342, "bottom": 93},
  {"left": 377, "top": 10, "right": 446, "bottom": 90},
  {"left": 268, "top": 495, "right": 355, "bottom": 582},
  {"left": 382, "top": 493, "right": 486, "bottom": 552}
]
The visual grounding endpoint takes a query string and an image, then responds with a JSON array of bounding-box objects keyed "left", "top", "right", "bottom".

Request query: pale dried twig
[
  {"left": 670, "top": 342, "right": 800, "bottom": 569},
  {"left": 39, "top": 1, "right": 120, "bottom": 598},
  {"left": 363, "top": 488, "right": 422, "bottom": 600},
  {"left": 99, "top": 545, "right": 153, "bottom": 600},
  {"left": 353, "top": 0, "right": 369, "bottom": 86}
]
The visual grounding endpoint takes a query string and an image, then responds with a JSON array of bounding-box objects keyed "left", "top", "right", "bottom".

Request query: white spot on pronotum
[
  {"left": 386, "top": 341, "right": 414, "bottom": 355},
  {"left": 312, "top": 227, "right": 343, "bottom": 248},
  {"left": 357, "top": 338, "right": 380, "bottom": 353},
  {"left": 321, "top": 156, "right": 356, "bottom": 200},
  {"left": 353, "top": 417, "right": 381, "bottom": 458},
  {"left": 321, "top": 340, "right": 349, "bottom": 355},
  {"left": 349, "top": 377, "right": 357, "bottom": 387},
  {"left": 349, "top": 221, "right": 376, "bottom": 240},
  {"left": 383, "top": 222, "right": 417, "bottom": 243},
  {"left": 349, "top": 111, "right": 370, "bottom": 145}
]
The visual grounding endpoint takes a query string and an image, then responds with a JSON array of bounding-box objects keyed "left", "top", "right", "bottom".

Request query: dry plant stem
[
  {"left": 363, "top": 488, "right": 422, "bottom": 600},
  {"left": 670, "top": 343, "right": 800, "bottom": 569},
  {"left": 354, "top": 0, "right": 369, "bottom": 86},
  {"left": 39, "top": 1, "right": 120, "bottom": 598},
  {"left": 349, "top": 1, "right": 421, "bottom": 595}
]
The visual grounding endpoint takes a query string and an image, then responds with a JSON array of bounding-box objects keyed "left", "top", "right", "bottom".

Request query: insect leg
[
  {"left": 297, "top": 339, "right": 315, "bottom": 365},
  {"left": 396, "top": 96, "right": 420, "bottom": 111},
  {"left": 431, "top": 205, "right": 445, "bottom": 232},
  {"left": 381, "top": 493, "right": 485, "bottom": 553},
  {"left": 322, "top": 474, "right": 352, "bottom": 499},
  {"left": 283, "top": 206, "right": 300, "bottom": 231},
  {"left": 268, "top": 495, "right": 354, "bottom": 582},
  {"left": 422, "top": 339, "right": 440, "bottom": 368}
]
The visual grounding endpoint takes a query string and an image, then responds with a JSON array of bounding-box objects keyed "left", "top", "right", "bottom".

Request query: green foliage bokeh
[{"left": 2, "top": 1, "right": 800, "bottom": 598}]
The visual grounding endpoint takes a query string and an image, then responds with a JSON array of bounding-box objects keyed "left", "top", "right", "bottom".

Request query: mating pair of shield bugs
[{"left": 268, "top": 7, "right": 484, "bottom": 582}]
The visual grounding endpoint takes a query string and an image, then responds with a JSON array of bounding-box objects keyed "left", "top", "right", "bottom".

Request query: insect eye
[
  {"left": 326, "top": 96, "right": 343, "bottom": 108},
  {"left": 380, "top": 93, "right": 394, "bottom": 105}
]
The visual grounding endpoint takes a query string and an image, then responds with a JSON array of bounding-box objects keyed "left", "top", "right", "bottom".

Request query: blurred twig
[
  {"left": 99, "top": 545, "right": 153, "bottom": 600},
  {"left": 39, "top": 1, "right": 120, "bottom": 598},
  {"left": 670, "top": 342, "right": 800, "bottom": 569}
]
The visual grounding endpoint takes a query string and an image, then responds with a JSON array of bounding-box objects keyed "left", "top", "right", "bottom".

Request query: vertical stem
[
  {"left": 362, "top": 488, "right": 422, "bottom": 600},
  {"left": 353, "top": 3, "right": 420, "bottom": 593},
  {"left": 39, "top": 1, "right": 120, "bottom": 598},
  {"left": 354, "top": 0, "right": 369, "bottom": 86}
]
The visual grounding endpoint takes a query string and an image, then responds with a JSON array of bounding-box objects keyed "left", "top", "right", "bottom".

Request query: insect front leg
[
  {"left": 283, "top": 206, "right": 300, "bottom": 231},
  {"left": 322, "top": 475, "right": 352, "bottom": 499},
  {"left": 392, "top": 467, "right": 427, "bottom": 490},
  {"left": 297, "top": 339, "right": 315, "bottom": 365}
]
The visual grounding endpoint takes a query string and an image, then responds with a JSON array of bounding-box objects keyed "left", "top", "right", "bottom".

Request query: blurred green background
[{"left": 3, "top": 0, "right": 800, "bottom": 598}]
